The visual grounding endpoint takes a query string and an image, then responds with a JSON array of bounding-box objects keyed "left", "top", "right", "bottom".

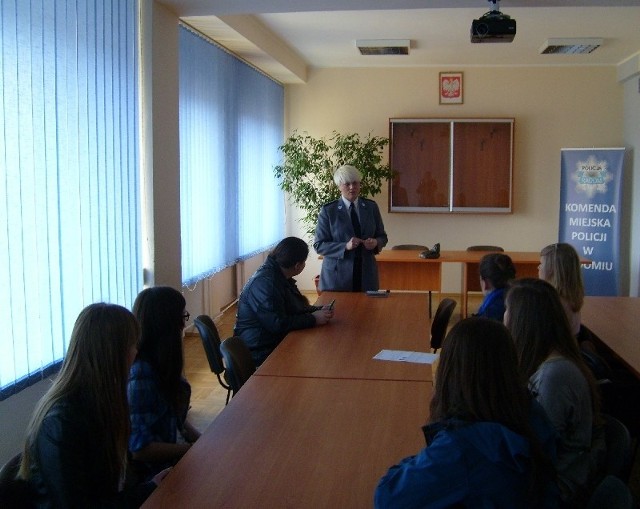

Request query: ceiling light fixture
[
  {"left": 356, "top": 39, "right": 410, "bottom": 56},
  {"left": 539, "top": 38, "right": 603, "bottom": 54}
]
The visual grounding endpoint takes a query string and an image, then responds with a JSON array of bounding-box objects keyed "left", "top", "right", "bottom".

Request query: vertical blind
[
  {"left": 0, "top": 0, "right": 141, "bottom": 399},
  {"left": 179, "top": 27, "right": 284, "bottom": 286}
]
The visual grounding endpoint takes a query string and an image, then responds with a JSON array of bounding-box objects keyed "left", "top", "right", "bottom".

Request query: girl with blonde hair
[
  {"left": 539, "top": 242, "right": 584, "bottom": 336},
  {"left": 19, "top": 303, "right": 162, "bottom": 507}
]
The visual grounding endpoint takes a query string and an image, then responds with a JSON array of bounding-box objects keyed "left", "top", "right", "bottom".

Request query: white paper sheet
[{"left": 373, "top": 349, "right": 439, "bottom": 364}]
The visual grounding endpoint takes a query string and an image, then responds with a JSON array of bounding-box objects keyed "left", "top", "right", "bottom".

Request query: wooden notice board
[{"left": 389, "top": 118, "right": 514, "bottom": 213}]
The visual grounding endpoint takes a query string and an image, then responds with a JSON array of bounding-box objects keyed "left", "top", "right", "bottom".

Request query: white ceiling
[{"left": 161, "top": 0, "right": 640, "bottom": 83}]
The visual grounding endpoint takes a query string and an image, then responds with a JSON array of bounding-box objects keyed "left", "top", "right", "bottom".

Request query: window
[
  {"left": 0, "top": 0, "right": 141, "bottom": 399},
  {"left": 179, "top": 26, "right": 284, "bottom": 286}
]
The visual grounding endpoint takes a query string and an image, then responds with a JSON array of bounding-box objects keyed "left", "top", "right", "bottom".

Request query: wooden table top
[
  {"left": 376, "top": 249, "right": 590, "bottom": 266},
  {"left": 256, "top": 292, "right": 434, "bottom": 381},
  {"left": 376, "top": 249, "right": 543, "bottom": 264},
  {"left": 142, "top": 376, "right": 432, "bottom": 509},
  {"left": 581, "top": 296, "right": 640, "bottom": 378}
]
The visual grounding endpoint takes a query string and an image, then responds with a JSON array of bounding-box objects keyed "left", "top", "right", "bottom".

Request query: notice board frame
[{"left": 389, "top": 118, "right": 514, "bottom": 213}]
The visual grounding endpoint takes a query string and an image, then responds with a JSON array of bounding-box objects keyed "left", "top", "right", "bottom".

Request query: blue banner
[{"left": 559, "top": 148, "right": 625, "bottom": 296}]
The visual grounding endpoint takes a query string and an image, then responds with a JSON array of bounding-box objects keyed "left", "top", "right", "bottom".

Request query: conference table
[
  {"left": 257, "top": 292, "right": 433, "bottom": 381},
  {"left": 143, "top": 376, "right": 431, "bottom": 508},
  {"left": 143, "top": 292, "right": 435, "bottom": 509},
  {"left": 376, "top": 249, "right": 542, "bottom": 317},
  {"left": 582, "top": 296, "right": 640, "bottom": 379}
]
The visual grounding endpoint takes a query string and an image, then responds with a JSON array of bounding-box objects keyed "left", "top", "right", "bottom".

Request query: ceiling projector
[{"left": 470, "top": 0, "right": 516, "bottom": 43}]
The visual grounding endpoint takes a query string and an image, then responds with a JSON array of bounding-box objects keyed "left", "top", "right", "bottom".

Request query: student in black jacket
[{"left": 234, "top": 237, "right": 334, "bottom": 366}]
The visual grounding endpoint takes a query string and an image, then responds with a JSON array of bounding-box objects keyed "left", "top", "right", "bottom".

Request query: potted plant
[{"left": 274, "top": 130, "right": 393, "bottom": 237}]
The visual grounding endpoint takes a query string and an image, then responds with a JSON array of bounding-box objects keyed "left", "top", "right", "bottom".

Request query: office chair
[
  {"left": 466, "top": 245, "right": 504, "bottom": 252},
  {"left": 219, "top": 336, "right": 256, "bottom": 397},
  {"left": 0, "top": 453, "right": 31, "bottom": 508},
  {"left": 193, "top": 315, "right": 233, "bottom": 405},
  {"left": 586, "top": 475, "right": 634, "bottom": 509},
  {"left": 430, "top": 298, "right": 457, "bottom": 353},
  {"left": 602, "top": 414, "right": 632, "bottom": 482}
]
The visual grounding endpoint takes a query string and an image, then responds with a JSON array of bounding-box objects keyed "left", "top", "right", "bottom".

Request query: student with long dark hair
[
  {"left": 128, "top": 286, "right": 200, "bottom": 479},
  {"left": 19, "top": 303, "right": 163, "bottom": 507},
  {"left": 505, "top": 278, "right": 604, "bottom": 507},
  {"left": 375, "top": 317, "right": 558, "bottom": 508}
]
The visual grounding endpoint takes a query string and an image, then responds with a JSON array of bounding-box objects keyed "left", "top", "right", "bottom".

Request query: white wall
[
  {"left": 621, "top": 55, "right": 640, "bottom": 296},
  {"left": 284, "top": 66, "right": 629, "bottom": 293},
  {"left": 0, "top": 379, "right": 52, "bottom": 464},
  {"left": 144, "top": 1, "right": 182, "bottom": 289}
]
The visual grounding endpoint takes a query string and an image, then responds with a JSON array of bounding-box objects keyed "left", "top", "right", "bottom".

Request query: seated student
[
  {"left": 538, "top": 243, "right": 584, "bottom": 337},
  {"left": 19, "top": 303, "right": 166, "bottom": 508},
  {"left": 375, "top": 317, "right": 558, "bottom": 509},
  {"left": 539, "top": 243, "right": 611, "bottom": 380},
  {"left": 234, "top": 236, "right": 334, "bottom": 366},
  {"left": 504, "top": 278, "right": 605, "bottom": 507},
  {"left": 475, "top": 252, "right": 516, "bottom": 321},
  {"left": 128, "top": 286, "right": 201, "bottom": 480}
]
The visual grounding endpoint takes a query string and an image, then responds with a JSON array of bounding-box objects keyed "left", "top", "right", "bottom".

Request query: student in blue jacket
[
  {"left": 375, "top": 317, "right": 559, "bottom": 509},
  {"left": 475, "top": 252, "right": 516, "bottom": 321}
]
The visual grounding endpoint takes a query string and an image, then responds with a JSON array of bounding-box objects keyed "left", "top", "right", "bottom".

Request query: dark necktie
[
  {"left": 350, "top": 202, "right": 362, "bottom": 291},
  {"left": 350, "top": 202, "right": 361, "bottom": 237}
]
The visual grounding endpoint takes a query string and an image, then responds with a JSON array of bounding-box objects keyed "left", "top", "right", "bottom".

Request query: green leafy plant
[{"left": 274, "top": 131, "right": 392, "bottom": 237}]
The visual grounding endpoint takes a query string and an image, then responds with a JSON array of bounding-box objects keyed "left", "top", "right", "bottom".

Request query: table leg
[{"left": 461, "top": 264, "right": 469, "bottom": 318}]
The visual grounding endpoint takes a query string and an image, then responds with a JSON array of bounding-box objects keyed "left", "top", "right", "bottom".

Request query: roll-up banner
[{"left": 559, "top": 148, "right": 625, "bottom": 296}]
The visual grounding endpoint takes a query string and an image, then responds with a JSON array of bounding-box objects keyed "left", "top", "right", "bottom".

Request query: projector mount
[{"left": 481, "top": 0, "right": 512, "bottom": 21}]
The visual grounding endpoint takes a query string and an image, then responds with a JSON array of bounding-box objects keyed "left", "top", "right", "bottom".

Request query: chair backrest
[
  {"left": 193, "top": 315, "right": 225, "bottom": 376},
  {"left": 0, "top": 453, "right": 31, "bottom": 508},
  {"left": 586, "top": 475, "right": 634, "bottom": 509},
  {"left": 602, "top": 414, "right": 632, "bottom": 482},
  {"left": 392, "top": 244, "right": 429, "bottom": 250},
  {"left": 466, "top": 245, "right": 504, "bottom": 252},
  {"left": 430, "top": 298, "right": 457, "bottom": 352},
  {"left": 219, "top": 336, "right": 256, "bottom": 396}
]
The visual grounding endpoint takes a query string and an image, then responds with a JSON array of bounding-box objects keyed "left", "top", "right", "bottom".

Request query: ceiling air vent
[
  {"left": 540, "top": 38, "right": 603, "bottom": 55},
  {"left": 356, "top": 39, "right": 410, "bottom": 56}
]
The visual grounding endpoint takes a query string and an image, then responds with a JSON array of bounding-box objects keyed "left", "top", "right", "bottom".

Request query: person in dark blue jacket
[
  {"left": 234, "top": 237, "right": 334, "bottom": 366},
  {"left": 375, "top": 317, "right": 559, "bottom": 509},
  {"left": 475, "top": 252, "right": 516, "bottom": 321}
]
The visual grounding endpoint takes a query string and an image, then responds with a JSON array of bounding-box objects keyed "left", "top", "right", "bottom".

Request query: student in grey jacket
[
  {"left": 505, "top": 278, "right": 605, "bottom": 507},
  {"left": 314, "top": 165, "right": 388, "bottom": 292}
]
